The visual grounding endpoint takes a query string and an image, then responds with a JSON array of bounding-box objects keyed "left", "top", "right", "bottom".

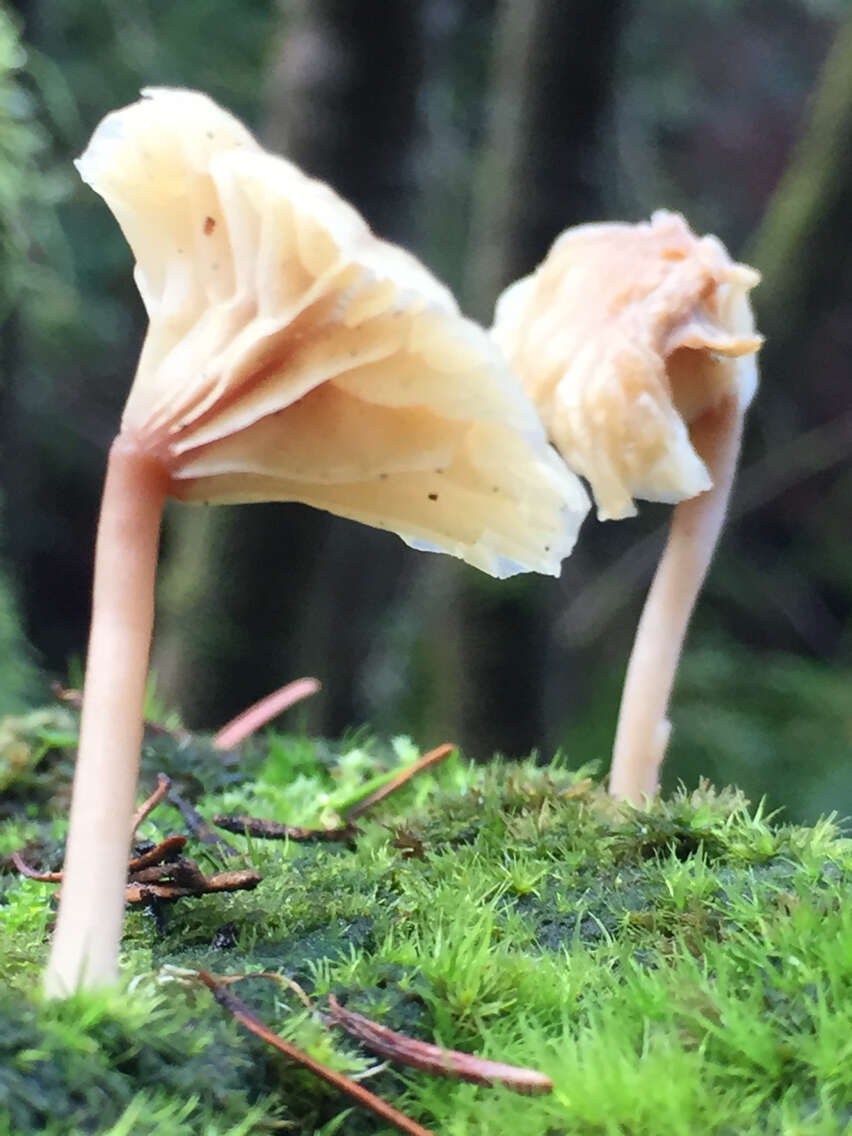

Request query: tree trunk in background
[
  {"left": 413, "top": 0, "right": 630, "bottom": 760},
  {"left": 747, "top": 9, "right": 852, "bottom": 420},
  {"left": 154, "top": 1, "right": 427, "bottom": 732},
  {"left": 731, "top": 10, "right": 852, "bottom": 661},
  {"left": 464, "top": 0, "right": 627, "bottom": 319}
]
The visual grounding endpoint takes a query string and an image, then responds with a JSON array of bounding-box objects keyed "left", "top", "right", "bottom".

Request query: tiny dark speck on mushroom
[
  {"left": 492, "top": 486, "right": 500, "bottom": 493},
  {"left": 428, "top": 493, "right": 439, "bottom": 501},
  {"left": 204, "top": 216, "right": 216, "bottom": 235},
  {"left": 435, "top": 468, "right": 444, "bottom": 474},
  {"left": 379, "top": 473, "right": 388, "bottom": 480}
]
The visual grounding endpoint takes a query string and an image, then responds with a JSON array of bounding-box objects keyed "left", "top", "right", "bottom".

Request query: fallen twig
[
  {"left": 327, "top": 995, "right": 553, "bottom": 1095},
  {"left": 197, "top": 970, "right": 434, "bottom": 1136},
  {"left": 15, "top": 825, "right": 259, "bottom": 908},
  {"left": 13, "top": 834, "right": 187, "bottom": 883},
  {"left": 124, "top": 869, "right": 261, "bottom": 905},
  {"left": 212, "top": 814, "right": 357, "bottom": 843},
  {"left": 128, "top": 835, "right": 187, "bottom": 872},
  {"left": 131, "top": 773, "right": 171, "bottom": 834},
  {"left": 189, "top": 868, "right": 262, "bottom": 893},
  {"left": 212, "top": 969, "right": 315, "bottom": 1011},
  {"left": 344, "top": 743, "right": 456, "bottom": 820},
  {"left": 213, "top": 678, "right": 321, "bottom": 750},
  {"left": 130, "top": 857, "right": 208, "bottom": 888},
  {"left": 125, "top": 882, "right": 198, "bottom": 902}
]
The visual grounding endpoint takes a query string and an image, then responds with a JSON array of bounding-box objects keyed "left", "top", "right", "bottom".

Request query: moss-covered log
[{"left": 2, "top": 719, "right": 851, "bottom": 1134}]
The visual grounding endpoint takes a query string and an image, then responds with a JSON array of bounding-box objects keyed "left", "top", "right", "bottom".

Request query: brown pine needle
[
  {"left": 212, "top": 814, "right": 357, "bottom": 842},
  {"left": 196, "top": 971, "right": 434, "bottom": 1136},
  {"left": 344, "top": 743, "right": 456, "bottom": 820},
  {"left": 131, "top": 773, "right": 171, "bottom": 834},
  {"left": 213, "top": 678, "right": 322, "bottom": 750},
  {"left": 328, "top": 995, "right": 553, "bottom": 1095},
  {"left": 212, "top": 742, "right": 456, "bottom": 847},
  {"left": 12, "top": 852, "right": 63, "bottom": 882}
]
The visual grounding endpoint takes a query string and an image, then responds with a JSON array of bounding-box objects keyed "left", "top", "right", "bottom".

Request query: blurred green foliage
[
  {"left": 560, "top": 643, "right": 852, "bottom": 826},
  {"left": 0, "top": 559, "right": 37, "bottom": 715},
  {"left": 0, "top": 7, "right": 66, "bottom": 323},
  {"left": 0, "top": 5, "right": 79, "bottom": 350}
]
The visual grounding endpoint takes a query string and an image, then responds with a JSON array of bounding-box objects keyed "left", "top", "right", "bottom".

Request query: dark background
[{"left": 1, "top": 0, "right": 850, "bottom": 822}]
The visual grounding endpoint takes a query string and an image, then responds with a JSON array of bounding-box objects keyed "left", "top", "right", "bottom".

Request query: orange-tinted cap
[{"left": 493, "top": 211, "right": 761, "bottom": 520}]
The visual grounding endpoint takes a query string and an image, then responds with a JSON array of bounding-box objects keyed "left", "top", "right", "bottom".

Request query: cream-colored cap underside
[
  {"left": 76, "top": 88, "right": 589, "bottom": 577},
  {"left": 493, "top": 211, "right": 762, "bottom": 520}
]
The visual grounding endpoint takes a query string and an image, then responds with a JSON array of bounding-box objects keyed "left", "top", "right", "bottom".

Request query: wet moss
[{"left": 1, "top": 726, "right": 851, "bottom": 1134}]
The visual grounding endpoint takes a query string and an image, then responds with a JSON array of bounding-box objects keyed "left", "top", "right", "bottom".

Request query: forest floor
[{"left": 1, "top": 708, "right": 851, "bottom": 1135}]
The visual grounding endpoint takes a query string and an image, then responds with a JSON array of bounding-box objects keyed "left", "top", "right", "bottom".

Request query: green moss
[{"left": 1, "top": 724, "right": 851, "bottom": 1134}]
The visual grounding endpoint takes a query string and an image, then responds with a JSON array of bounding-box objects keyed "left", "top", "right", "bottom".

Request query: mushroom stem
[
  {"left": 608, "top": 394, "right": 744, "bottom": 804},
  {"left": 45, "top": 434, "right": 167, "bottom": 995}
]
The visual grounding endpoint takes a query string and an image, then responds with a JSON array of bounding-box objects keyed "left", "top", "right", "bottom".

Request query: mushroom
[
  {"left": 492, "top": 210, "right": 761, "bottom": 804},
  {"left": 45, "top": 89, "right": 588, "bottom": 995}
]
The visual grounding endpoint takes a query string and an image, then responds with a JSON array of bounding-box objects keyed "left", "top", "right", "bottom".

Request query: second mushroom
[{"left": 492, "top": 210, "right": 762, "bottom": 804}]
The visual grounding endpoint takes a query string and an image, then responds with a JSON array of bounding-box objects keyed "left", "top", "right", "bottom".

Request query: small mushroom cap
[
  {"left": 492, "top": 211, "right": 762, "bottom": 521},
  {"left": 76, "top": 88, "right": 588, "bottom": 577}
]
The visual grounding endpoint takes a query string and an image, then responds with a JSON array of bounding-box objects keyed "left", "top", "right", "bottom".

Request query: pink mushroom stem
[
  {"left": 608, "top": 394, "right": 744, "bottom": 804},
  {"left": 213, "top": 677, "right": 322, "bottom": 750},
  {"left": 45, "top": 434, "right": 167, "bottom": 995}
]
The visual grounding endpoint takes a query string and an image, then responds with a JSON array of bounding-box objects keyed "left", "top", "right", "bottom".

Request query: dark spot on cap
[
  {"left": 379, "top": 473, "right": 388, "bottom": 480},
  {"left": 492, "top": 486, "right": 499, "bottom": 493},
  {"left": 435, "top": 468, "right": 444, "bottom": 474},
  {"left": 544, "top": 545, "right": 551, "bottom": 552},
  {"left": 428, "top": 493, "right": 439, "bottom": 501},
  {"left": 204, "top": 216, "right": 216, "bottom": 235}
]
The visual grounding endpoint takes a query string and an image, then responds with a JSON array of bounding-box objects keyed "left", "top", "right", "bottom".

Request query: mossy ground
[{"left": 1, "top": 714, "right": 851, "bottom": 1135}]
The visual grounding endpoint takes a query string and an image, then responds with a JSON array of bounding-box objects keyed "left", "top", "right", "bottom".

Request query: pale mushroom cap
[
  {"left": 492, "top": 210, "right": 762, "bottom": 521},
  {"left": 76, "top": 88, "right": 589, "bottom": 577}
]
